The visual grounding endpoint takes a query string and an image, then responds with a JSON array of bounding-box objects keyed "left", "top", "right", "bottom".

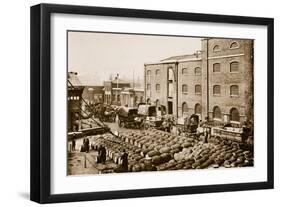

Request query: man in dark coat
[
  {"left": 98, "top": 145, "right": 106, "bottom": 164},
  {"left": 120, "top": 150, "right": 128, "bottom": 171},
  {"left": 85, "top": 138, "right": 90, "bottom": 153},
  {"left": 71, "top": 133, "right": 76, "bottom": 151},
  {"left": 101, "top": 146, "right": 107, "bottom": 164},
  {"left": 241, "top": 126, "right": 250, "bottom": 143}
]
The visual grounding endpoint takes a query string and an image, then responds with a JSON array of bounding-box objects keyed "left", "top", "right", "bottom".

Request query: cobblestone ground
[
  {"left": 67, "top": 149, "right": 117, "bottom": 175},
  {"left": 67, "top": 118, "right": 132, "bottom": 176},
  {"left": 67, "top": 118, "right": 189, "bottom": 175}
]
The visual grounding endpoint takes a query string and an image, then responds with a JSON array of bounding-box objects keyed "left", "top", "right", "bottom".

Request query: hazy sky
[{"left": 68, "top": 31, "right": 201, "bottom": 85}]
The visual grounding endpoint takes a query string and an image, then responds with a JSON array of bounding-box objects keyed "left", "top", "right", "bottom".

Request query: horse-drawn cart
[
  {"left": 176, "top": 114, "right": 200, "bottom": 137},
  {"left": 137, "top": 104, "right": 164, "bottom": 130},
  {"left": 117, "top": 106, "right": 139, "bottom": 128}
]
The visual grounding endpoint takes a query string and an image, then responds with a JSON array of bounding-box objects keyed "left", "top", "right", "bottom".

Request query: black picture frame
[{"left": 30, "top": 3, "right": 274, "bottom": 204}]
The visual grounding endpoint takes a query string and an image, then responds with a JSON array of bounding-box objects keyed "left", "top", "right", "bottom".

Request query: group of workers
[
  {"left": 97, "top": 145, "right": 106, "bottom": 164},
  {"left": 96, "top": 146, "right": 128, "bottom": 171},
  {"left": 71, "top": 134, "right": 129, "bottom": 171},
  {"left": 70, "top": 134, "right": 90, "bottom": 153}
]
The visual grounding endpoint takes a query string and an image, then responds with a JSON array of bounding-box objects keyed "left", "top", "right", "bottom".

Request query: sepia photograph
[{"left": 67, "top": 31, "right": 254, "bottom": 175}]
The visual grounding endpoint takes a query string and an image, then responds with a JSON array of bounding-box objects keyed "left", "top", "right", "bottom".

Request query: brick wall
[
  {"left": 144, "top": 63, "right": 170, "bottom": 107},
  {"left": 178, "top": 60, "right": 202, "bottom": 118},
  {"left": 202, "top": 38, "right": 253, "bottom": 123},
  {"left": 144, "top": 38, "right": 254, "bottom": 124}
]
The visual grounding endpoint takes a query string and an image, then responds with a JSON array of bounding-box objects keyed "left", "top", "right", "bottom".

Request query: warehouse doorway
[{"left": 168, "top": 101, "right": 173, "bottom": 114}]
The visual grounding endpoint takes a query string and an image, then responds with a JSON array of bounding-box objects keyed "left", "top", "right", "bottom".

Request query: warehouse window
[
  {"left": 213, "top": 106, "right": 221, "bottom": 119},
  {"left": 195, "top": 84, "right": 201, "bottom": 94},
  {"left": 156, "top": 84, "right": 160, "bottom": 92},
  {"left": 213, "top": 63, "right": 221, "bottom": 73},
  {"left": 230, "top": 108, "right": 240, "bottom": 122},
  {"left": 182, "top": 84, "right": 188, "bottom": 93},
  {"left": 194, "top": 67, "right": 201, "bottom": 75},
  {"left": 147, "top": 70, "right": 151, "bottom": 81},
  {"left": 195, "top": 103, "right": 202, "bottom": 114},
  {"left": 156, "top": 69, "right": 160, "bottom": 76},
  {"left": 213, "top": 85, "right": 221, "bottom": 95},
  {"left": 168, "top": 68, "right": 174, "bottom": 98},
  {"left": 230, "top": 85, "right": 239, "bottom": 96},
  {"left": 230, "top": 41, "right": 239, "bottom": 49},
  {"left": 213, "top": 45, "right": 220, "bottom": 52},
  {"left": 182, "top": 102, "right": 188, "bottom": 113},
  {"left": 182, "top": 68, "right": 188, "bottom": 75},
  {"left": 230, "top": 61, "right": 239, "bottom": 72},
  {"left": 147, "top": 84, "right": 151, "bottom": 90}
]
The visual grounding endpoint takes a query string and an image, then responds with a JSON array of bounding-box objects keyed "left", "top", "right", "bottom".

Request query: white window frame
[{"left": 230, "top": 61, "right": 239, "bottom": 73}]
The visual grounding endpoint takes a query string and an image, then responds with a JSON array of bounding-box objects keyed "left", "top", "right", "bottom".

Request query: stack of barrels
[{"left": 88, "top": 128, "right": 253, "bottom": 172}]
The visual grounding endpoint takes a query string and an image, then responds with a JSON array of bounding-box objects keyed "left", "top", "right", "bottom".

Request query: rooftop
[
  {"left": 161, "top": 52, "right": 202, "bottom": 62},
  {"left": 68, "top": 71, "right": 83, "bottom": 87},
  {"left": 145, "top": 51, "right": 202, "bottom": 66},
  {"left": 111, "top": 78, "right": 130, "bottom": 84}
]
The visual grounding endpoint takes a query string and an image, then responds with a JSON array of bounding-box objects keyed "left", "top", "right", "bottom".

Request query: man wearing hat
[
  {"left": 120, "top": 149, "right": 128, "bottom": 171},
  {"left": 71, "top": 133, "right": 76, "bottom": 151}
]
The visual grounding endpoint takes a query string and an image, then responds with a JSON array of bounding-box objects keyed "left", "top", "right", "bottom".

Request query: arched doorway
[
  {"left": 194, "top": 103, "right": 202, "bottom": 115},
  {"left": 213, "top": 106, "right": 221, "bottom": 119},
  {"left": 230, "top": 107, "right": 240, "bottom": 122},
  {"left": 182, "top": 102, "right": 188, "bottom": 116}
]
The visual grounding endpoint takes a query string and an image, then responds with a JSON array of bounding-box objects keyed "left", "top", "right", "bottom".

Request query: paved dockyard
[
  {"left": 68, "top": 118, "right": 253, "bottom": 175},
  {"left": 68, "top": 149, "right": 117, "bottom": 175}
]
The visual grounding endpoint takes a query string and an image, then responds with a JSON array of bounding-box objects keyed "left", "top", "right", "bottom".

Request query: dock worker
[
  {"left": 71, "top": 133, "right": 76, "bottom": 151},
  {"left": 241, "top": 126, "right": 250, "bottom": 143},
  {"left": 101, "top": 145, "right": 107, "bottom": 164},
  {"left": 85, "top": 138, "right": 90, "bottom": 153},
  {"left": 120, "top": 149, "right": 128, "bottom": 171},
  {"left": 98, "top": 145, "right": 106, "bottom": 164}
]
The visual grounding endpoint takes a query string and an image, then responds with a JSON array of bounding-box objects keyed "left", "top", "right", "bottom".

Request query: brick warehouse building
[{"left": 144, "top": 38, "right": 254, "bottom": 124}]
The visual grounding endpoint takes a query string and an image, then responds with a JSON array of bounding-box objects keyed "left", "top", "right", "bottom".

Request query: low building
[
  {"left": 82, "top": 86, "right": 104, "bottom": 104},
  {"left": 120, "top": 88, "right": 144, "bottom": 107},
  {"left": 104, "top": 78, "right": 131, "bottom": 105},
  {"left": 67, "top": 72, "right": 84, "bottom": 132}
]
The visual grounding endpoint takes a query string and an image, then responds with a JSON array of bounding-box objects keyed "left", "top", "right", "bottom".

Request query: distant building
[
  {"left": 104, "top": 81, "right": 112, "bottom": 105},
  {"left": 82, "top": 86, "right": 104, "bottom": 104},
  {"left": 144, "top": 38, "right": 253, "bottom": 124},
  {"left": 104, "top": 78, "right": 131, "bottom": 105},
  {"left": 67, "top": 72, "right": 84, "bottom": 131},
  {"left": 120, "top": 88, "right": 144, "bottom": 107}
]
